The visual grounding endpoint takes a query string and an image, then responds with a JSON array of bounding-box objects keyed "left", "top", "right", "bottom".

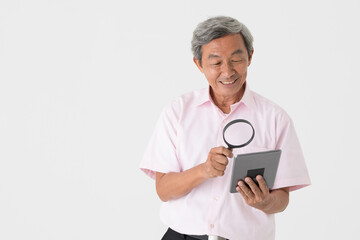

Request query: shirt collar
[
  {"left": 239, "top": 82, "right": 257, "bottom": 110},
  {"left": 193, "top": 87, "right": 212, "bottom": 107},
  {"left": 194, "top": 82, "right": 257, "bottom": 111}
]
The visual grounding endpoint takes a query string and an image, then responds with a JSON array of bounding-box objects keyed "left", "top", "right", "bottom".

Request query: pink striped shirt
[{"left": 140, "top": 84, "right": 310, "bottom": 240}]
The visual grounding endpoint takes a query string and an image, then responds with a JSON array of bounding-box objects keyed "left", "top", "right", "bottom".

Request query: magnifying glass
[{"left": 223, "top": 119, "right": 255, "bottom": 150}]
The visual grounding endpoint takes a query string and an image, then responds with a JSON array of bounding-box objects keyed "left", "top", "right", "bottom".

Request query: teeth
[{"left": 222, "top": 80, "right": 236, "bottom": 85}]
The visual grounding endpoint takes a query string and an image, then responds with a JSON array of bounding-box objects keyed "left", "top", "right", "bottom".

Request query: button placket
[{"left": 207, "top": 118, "right": 230, "bottom": 234}]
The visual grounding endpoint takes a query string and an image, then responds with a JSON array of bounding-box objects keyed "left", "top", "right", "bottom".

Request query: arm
[
  {"left": 156, "top": 147, "right": 233, "bottom": 202},
  {"left": 156, "top": 164, "right": 207, "bottom": 202},
  {"left": 264, "top": 187, "right": 289, "bottom": 214},
  {"left": 236, "top": 175, "right": 289, "bottom": 214}
]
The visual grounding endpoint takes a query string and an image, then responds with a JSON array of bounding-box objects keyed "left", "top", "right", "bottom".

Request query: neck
[{"left": 211, "top": 86, "right": 245, "bottom": 114}]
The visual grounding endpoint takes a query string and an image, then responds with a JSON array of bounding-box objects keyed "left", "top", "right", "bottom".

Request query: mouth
[{"left": 220, "top": 78, "right": 238, "bottom": 86}]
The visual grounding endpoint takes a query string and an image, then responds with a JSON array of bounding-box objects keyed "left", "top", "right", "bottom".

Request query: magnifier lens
[{"left": 223, "top": 119, "right": 255, "bottom": 149}]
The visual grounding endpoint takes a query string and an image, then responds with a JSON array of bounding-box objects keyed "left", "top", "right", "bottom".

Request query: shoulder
[
  {"left": 251, "top": 90, "right": 292, "bottom": 123},
  {"left": 163, "top": 88, "right": 207, "bottom": 113},
  {"left": 160, "top": 88, "right": 207, "bottom": 124}
]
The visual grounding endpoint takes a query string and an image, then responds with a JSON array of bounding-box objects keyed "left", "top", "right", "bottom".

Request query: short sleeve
[
  {"left": 139, "top": 100, "right": 182, "bottom": 180},
  {"left": 272, "top": 113, "right": 311, "bottom": 191}
]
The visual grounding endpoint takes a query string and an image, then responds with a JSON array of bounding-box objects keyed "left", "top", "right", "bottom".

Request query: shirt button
[
  {"left": 210, "top": 224, "right": 214, "bottom": 229},
  {"left": 213, "top": 197, "right": 218, "bottom": 201}
]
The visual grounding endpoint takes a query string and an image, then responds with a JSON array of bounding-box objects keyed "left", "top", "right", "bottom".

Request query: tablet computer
[{"left": 230, "top": 149, "right": 281, "bottom": 193}]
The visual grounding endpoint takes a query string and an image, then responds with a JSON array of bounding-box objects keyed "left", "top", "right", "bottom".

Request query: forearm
[
  {"left": 156, "top": 163, "right": 208, "bottom": 202},
  {"left": 262, "top": 188, "right": 289, "bottom": 214}
]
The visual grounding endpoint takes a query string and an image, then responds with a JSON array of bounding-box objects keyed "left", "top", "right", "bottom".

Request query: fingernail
[{"left": 245, "top": 178, "right": 250, "bottom": 183}]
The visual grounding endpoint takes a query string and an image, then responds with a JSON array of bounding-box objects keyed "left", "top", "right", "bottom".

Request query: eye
[
  {"left": 212, "top": 62, "right": 221, "bottom": 66},
  {"left": 232, "top": 59, "right": 243, "bottom": 63}
]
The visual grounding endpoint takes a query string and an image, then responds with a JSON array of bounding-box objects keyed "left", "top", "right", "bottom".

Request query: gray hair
[{"left": 191, "top": 16, "right": 254, "bottom": 65}]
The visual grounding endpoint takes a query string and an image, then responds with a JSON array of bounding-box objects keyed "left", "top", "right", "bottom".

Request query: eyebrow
[
  {"left": 207, "top": 49, "right": 245, "bottom": 59},
  {"left": 208, "top": 54, "right": 220, "bottom": 59},
  {"left": 231, "top": 49, "right": 244, "bottom": 56}
]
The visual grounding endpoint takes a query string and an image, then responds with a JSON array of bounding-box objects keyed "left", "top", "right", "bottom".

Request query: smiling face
[{"left": 194, "top": 34, "right": 253, "bottom": 105}]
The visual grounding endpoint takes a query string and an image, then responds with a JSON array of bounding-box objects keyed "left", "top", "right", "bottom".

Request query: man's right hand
[{"left": 203, "top": 146, "right": 233, "bottom": 178}]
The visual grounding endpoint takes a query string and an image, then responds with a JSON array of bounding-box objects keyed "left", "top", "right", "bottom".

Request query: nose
[{"left": 221, "top": 61, "right": 235, "bottom": 78}]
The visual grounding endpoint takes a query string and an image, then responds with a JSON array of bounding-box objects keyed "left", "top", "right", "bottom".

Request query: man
[{"left": 140, "top": 16, "right": 310, "bottom": 240}]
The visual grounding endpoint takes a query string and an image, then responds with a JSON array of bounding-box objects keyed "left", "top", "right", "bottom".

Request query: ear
[
  {"left": 193, "top": 57, "right": 204, "bottom": 73},
  {"left": 248, "top": 49, "right": 254, "bottom": 66}
]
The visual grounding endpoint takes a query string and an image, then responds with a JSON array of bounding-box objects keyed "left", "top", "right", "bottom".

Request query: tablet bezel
[{"left": 229, "top": 149, "right": 281, "bottom": 193}]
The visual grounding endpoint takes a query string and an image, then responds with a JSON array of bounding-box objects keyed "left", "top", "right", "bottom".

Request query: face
[{"left": 194, "top": 34, "right": 253, "bottom": 102}]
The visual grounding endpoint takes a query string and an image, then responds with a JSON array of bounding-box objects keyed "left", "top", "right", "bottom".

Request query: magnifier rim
[{"left": 223, "top": 119, "right": 255, "bottom": 149}]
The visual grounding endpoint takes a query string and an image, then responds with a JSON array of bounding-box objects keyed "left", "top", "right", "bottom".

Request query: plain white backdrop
[{"left": 0, "top": 0, "right": 359, "bottom": 239}]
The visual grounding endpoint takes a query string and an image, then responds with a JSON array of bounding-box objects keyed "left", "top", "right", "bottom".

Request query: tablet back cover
[{"left": 230, "top": 150, "right": 281, "bottom": 193}]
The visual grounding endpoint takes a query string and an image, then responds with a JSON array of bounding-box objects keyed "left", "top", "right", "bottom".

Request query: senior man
[{"left": 140, "top": 16, "right": 310, "bottom": 240}]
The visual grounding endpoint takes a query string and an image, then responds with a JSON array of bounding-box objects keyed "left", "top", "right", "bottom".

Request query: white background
[{"left": 1, "top": 0, "right": 359, "bottom": 239}]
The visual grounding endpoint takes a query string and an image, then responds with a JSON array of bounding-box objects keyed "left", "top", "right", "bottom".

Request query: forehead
[{"left": 202, "top": 34, "right": 247, "bottom": 57}]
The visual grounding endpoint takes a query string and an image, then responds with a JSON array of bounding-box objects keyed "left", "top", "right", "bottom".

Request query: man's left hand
[{"left": 236, "top": 175, "right": 273, "bottom": 212}]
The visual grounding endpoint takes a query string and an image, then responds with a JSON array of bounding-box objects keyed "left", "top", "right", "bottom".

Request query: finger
[
  {"left": 245, "top": 177, "right": 262, "bottom": 197},
  {"left": 213, "top": 155, "right": 229, "bottom": 165},
  {"left": 236, "top": 184, "right": 249, "bottom": 201},
  {"left": 256, "top": 175, "right": 269, "bottom": 194},
  {"left": 205, "top": 163, "right": 224, "bottom": 177},
  {"left": 213, "top": 169, "right": 225, "bottom": 177},
  {"left": 208, "top": 153, "right": 228, "bottom": 165},
  {"left": 238, "top": 180, "right": 254, "bottom": 199},
  {"left": 212, "top": 147, "right": 233, "bottom": 158},
  {"left": 212, "top": 160, "right": 227, "bottom": 171}
]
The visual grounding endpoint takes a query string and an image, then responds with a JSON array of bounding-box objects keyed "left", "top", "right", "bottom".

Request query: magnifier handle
[{"left": 224, "top": 146, "right": 233, "bottom": 157}]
